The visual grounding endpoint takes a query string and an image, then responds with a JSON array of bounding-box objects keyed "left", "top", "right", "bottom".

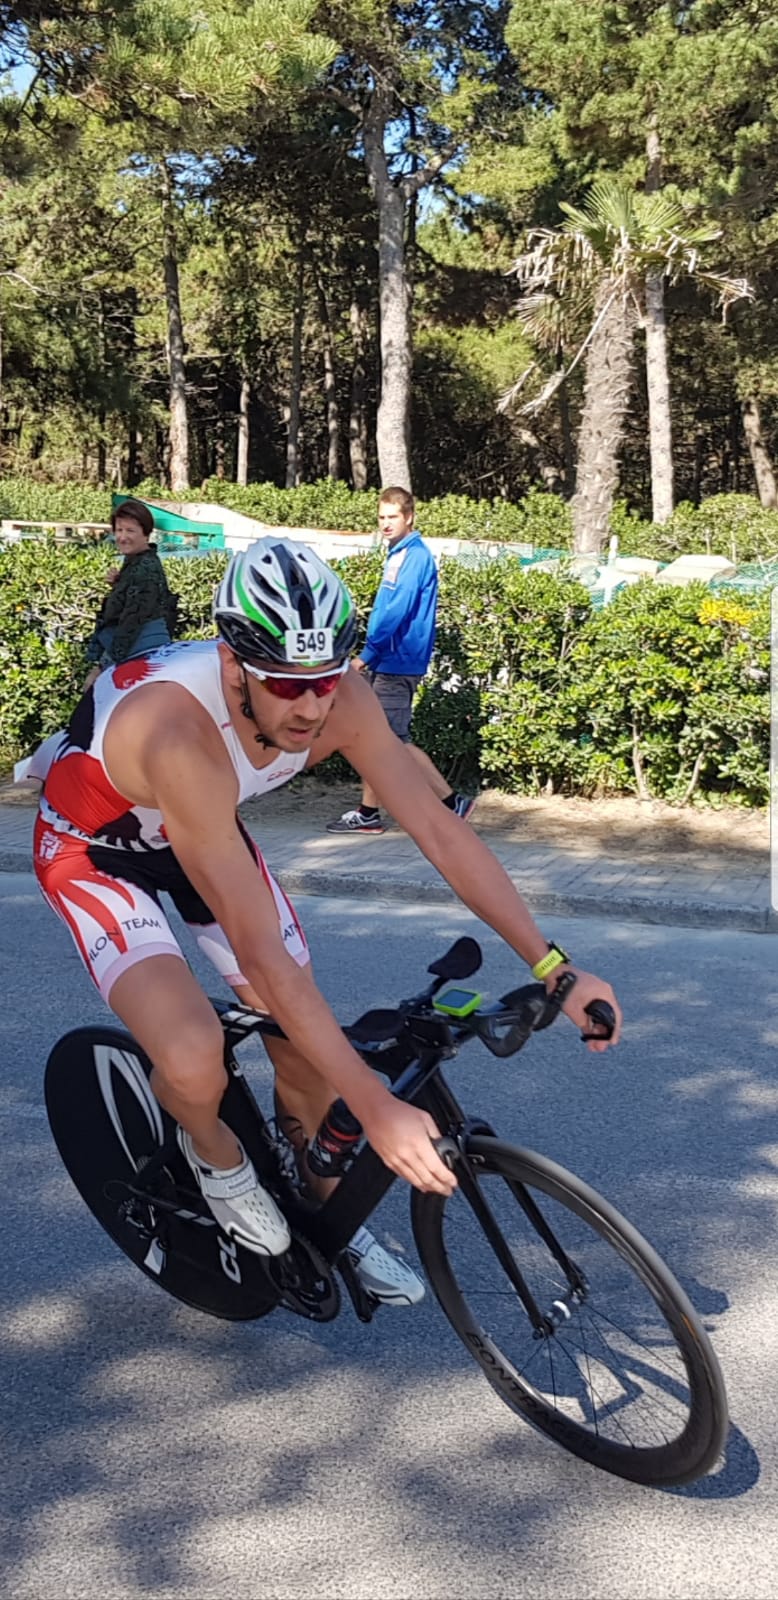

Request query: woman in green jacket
[{"left": 84, "top": 499, "right": 175, "bottom": 689}]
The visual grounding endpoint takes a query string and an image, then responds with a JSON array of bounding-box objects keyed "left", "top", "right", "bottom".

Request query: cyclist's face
[{"left": 221, "top": 647, "right": 343, "bottom": 752}]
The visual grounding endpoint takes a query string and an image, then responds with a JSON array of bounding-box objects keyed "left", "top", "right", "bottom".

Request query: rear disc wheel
[{"left": 45, "top": 1026, "right": 284, "bottom": 1320}]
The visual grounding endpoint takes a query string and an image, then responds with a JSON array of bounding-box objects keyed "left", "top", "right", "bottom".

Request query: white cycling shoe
[
  {"left": 346, "top": 1225, "right": 425, "bottom": 1306},
  {"left": 177, "top": 1128, "right": 291, "bottom": 1257}
]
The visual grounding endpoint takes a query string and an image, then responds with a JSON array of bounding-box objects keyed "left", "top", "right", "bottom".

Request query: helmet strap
[{"left": 239, "top": 664, "right": 278, "bottom": 749}]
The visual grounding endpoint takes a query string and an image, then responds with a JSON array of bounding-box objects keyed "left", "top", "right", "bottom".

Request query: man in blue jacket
[{"left": 327, "top": 486, "right": 474, "bottom": 834}]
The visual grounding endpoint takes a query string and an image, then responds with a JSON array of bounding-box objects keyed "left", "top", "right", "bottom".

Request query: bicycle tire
[
  {"left": 45, "top": 1025, "right": 284, "bottom": 1321},
  {"left": 411, "top": 1136, "right": 728, "bottom": 1486}
]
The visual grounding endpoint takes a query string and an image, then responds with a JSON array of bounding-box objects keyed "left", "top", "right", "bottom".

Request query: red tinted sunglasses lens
[{"left": 263, "top": 672, "right": 341, "bottom": 700}]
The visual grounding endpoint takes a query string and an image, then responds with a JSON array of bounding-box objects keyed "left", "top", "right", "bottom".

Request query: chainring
[{"left": 268, "top": 1231, "right": 341, "bottom": 1322}]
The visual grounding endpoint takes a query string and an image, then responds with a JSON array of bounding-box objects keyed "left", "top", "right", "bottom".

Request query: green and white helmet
[{"left": 213, "top": 537, "right": 357, "bottom": 666}]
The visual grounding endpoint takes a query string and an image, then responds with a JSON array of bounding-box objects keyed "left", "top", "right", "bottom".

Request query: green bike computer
[{"left": 432, "top": 987, "right": 483, "bottom": 1018}]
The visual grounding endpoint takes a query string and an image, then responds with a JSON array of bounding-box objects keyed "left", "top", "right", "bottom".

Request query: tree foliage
[{"left": 2, "top": 0, "right": 778, "bottom": 511}]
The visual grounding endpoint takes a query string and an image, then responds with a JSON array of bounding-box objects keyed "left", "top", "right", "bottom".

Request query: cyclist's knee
[{"left": 151, "top": 1018, "right": 226, "bottom": 1103}]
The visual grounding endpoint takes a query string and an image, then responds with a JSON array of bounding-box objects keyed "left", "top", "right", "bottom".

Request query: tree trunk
[
  {"left": 692, "top": 425, "right": 705, "bottom": 505},
  {"left": 644, "top": 123, "right": 673, "bottom": 524},
  {"left": 571, "top": 279, "right": 634, "bottom": 555},
  {"left": 741, "top": 396, "right": 777, "bottom": 508},
  {"left": 96, "top": 294, "right": 107, "bottom": 487},
  {"left": 156, "top": 425, "right": 169, "bottom": 483},
  {"left": 516, "top": 426, "right": 563, "bottom": 492},
  {"left": 364, "top": 83, "right": 412, "bottom": 489},
  {"left": 349, "top": 295, "right": 369, "bottom": 491},
  {"left": 285, "top": 249, "right": 305, "bottom": 490},
  {"left": 160, "top": 161, "right": 189, "bottom": 492},
  {"left": 196, "top": 422, "right": 209, "bottom": 484},
  {"left": 237, "top": 373, "right": 251, "bottom": 487},
  {"left": 720, "top": 432, "right": 731, "bottom": 491},
  {"left": 126, "top": 421, "right": 139, "bottom": 487},
  {"left": 731, "top": 396, "right": 742, "bottom": 490},
  {"left": 313, "top": 263, "right": 341, "bottom": 480},
  {"left": 556, "top": 351, "right": 575, "bottom": 496},
  {"left": 96, "top": 418, "right": 107, "bottom": 487},
  {"left": 214, "top": 396, "right": 225, "bottom": 480},
  {"left": 644, "top": 269, "right": 673, "bottom": 522}
]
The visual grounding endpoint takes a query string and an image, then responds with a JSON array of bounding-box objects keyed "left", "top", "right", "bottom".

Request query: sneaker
[
  {"left": 346, "top": 1225, "right": 425, "bottom": 1306},
  {"left": 326, "top": 809, "right": 386, "bottom": 834},
  {"left": 177, "top": 1127, "right": 291, "bottom": 1257},
  {"left": 453, "top": 792, "right": 477, "bottom": 822}
]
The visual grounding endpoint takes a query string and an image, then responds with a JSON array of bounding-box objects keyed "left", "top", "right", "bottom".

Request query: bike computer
[{"left": 432, "top": 987, "right": 483, "bottom": 1018}]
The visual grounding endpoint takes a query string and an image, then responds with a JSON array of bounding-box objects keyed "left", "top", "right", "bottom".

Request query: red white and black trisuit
[{"left": 32, "top": 641, "right": 310, "bottom": 1001}]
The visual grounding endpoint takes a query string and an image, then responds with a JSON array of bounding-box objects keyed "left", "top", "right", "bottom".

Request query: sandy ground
[{"left": 240, "top": 775, "right": 769, "bottom": 871}]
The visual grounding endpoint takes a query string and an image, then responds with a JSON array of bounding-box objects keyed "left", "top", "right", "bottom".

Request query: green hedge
[
  {"left": 0, "top": 480, "right": 114, "bottom": 524},
  {"left": 0, "top": 474, "right": 561, "bottom": 544},
  {"left": 0, "top": 542, "right": 769, "bottom": 805},
  {"left": 5, "top": 475, "right": 778, "bottom": 564},
  {"left": 611, "top": 494, "right": 778, "bottom": 565}
]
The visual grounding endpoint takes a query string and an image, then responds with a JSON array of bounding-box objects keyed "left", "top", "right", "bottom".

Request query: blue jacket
[{"left": 361, "top": 531, "right": 438, "bottom": 676}]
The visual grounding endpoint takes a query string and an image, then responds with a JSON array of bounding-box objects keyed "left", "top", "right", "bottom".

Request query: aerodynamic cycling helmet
[{"left": 213, "top": 537, "right": 357, "bottom": 666}]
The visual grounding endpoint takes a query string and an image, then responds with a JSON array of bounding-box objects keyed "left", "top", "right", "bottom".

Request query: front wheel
[{"left": 412, "top": 1137, "right": 728, "bottom": 1486}]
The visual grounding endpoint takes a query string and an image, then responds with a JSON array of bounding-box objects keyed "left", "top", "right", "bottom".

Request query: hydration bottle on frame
[{"left": 307, "top": 1098, "right": 363, "bottom": 1178}]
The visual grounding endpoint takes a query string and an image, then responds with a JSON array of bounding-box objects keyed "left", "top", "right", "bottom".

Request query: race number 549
[{"left": 285, "top": 627, "right": 334, "bottom": 661}]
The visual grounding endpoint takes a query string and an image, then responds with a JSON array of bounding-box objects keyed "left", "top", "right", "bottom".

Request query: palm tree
[{"left": 502, "top": 180, "right": 751, "bottom": 553}]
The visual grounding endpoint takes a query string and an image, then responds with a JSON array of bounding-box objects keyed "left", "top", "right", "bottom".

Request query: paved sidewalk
[{"left": 1, "top": 795, "right": 772, "bottom": 933}]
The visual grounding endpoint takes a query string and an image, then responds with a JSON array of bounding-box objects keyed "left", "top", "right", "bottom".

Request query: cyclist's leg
[
  {"left": 174, "top": 836, "right": 336, "bottom": 1150},
  {"left": 99, "top": 956, "right": 291, "bottom": 1256},
  {"left": 34, "top": 828, "right": 290, "bottom": 1254},
  {"left": 108, "top": 956, "right": 241, "bottom": 1171},
  {"left": 34, "top": 823, "right": 238, "bottom": 1168},
  {"left": 173, "top": 843, "right": 425, "bottom": 1303}
]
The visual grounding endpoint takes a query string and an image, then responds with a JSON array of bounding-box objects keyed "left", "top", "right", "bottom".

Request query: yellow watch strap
[{"left": 532, "top": 947, "right": 568, "bottom": 981}]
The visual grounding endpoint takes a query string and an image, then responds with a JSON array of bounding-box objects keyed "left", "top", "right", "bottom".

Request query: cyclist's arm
[
  {"left": 137, "top": 723, "right": 453, "bottom": 1190},
  {"left": 319, "top": 675, "right": 622, "bottom": 1048}
]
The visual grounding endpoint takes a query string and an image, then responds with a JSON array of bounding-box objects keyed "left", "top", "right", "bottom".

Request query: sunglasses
[{"left": 241, "top": 659, "right": 349, "bottom": 701}]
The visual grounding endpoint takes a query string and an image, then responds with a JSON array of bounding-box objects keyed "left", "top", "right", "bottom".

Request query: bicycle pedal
[{"left": 337, "top": 1251, "right": 379, "bottom": 1323}]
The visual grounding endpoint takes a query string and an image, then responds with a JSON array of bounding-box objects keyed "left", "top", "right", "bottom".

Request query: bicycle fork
[{"left": 422, "top": 1078, "right": 590, "bottom": 1340}]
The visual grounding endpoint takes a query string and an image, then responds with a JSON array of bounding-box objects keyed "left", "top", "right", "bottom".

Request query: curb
[
  {"left": 273, "top": 868, "right": 773, "bottom": 934},
  {"left": 4, "top": 848, "right": 772, "bottom": 935}
]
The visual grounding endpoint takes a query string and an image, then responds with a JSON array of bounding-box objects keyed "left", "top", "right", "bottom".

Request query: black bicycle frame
[
  {"left": 218, "top": 1006, "right": 583, "bottom": 1325},
  {"left": 284, "top": 1044, "right": 452, "bottom": 1260}
]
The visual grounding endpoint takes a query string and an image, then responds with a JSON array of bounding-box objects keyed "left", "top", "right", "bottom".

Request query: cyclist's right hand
[{"left": 359, "top": 1095, "right": 457, "bottom": 1195}]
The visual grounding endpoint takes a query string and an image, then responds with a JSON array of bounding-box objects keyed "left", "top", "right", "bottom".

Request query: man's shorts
[
  {"left": 367, "top": 672, "right": 421, "bottom": 743},
  {"left": 33, "top": 815, "right": 309, "bottom": 1004}
]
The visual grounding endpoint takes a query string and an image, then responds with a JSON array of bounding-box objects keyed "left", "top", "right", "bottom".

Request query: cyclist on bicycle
[{"left": 32, "top": 537, "right": 621, "bottom": 1306}]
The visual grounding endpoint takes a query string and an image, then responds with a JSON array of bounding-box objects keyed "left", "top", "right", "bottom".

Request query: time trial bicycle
[{"left": 44, "top": 935, "right": 728, "bottom": 1488}]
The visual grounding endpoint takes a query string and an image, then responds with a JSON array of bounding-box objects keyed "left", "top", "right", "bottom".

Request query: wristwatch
[{"left": 531, "top": 942, "right": 571, "bottom": 981}]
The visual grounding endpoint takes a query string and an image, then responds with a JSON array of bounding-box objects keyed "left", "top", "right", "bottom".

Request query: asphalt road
[{"left": 0, "top": 875, "right": 774, "bottom": 1600}]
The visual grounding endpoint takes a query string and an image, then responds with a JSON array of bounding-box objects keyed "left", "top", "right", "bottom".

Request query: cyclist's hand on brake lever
[
  {"left": 549, "top": 967, "right": 622, "bottom": 1052},
  {"left": 360, "top": 1097, "right": 457, "bottom": 1194}
]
